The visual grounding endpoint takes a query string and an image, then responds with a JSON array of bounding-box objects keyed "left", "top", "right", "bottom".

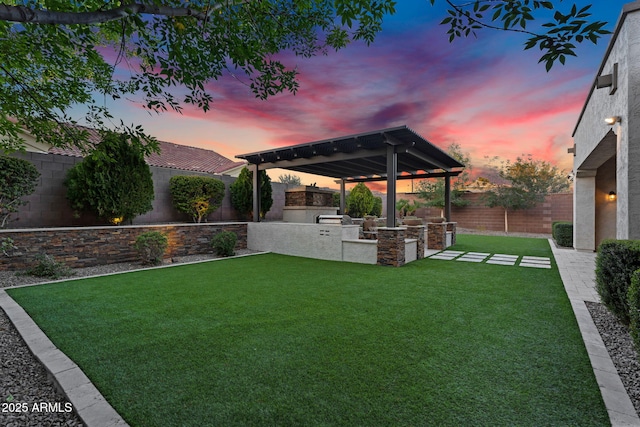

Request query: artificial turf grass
[{"left": 6, "top": 237, "right": 609, "bottom": 426}]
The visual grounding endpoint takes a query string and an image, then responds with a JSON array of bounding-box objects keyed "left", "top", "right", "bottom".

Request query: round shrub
[
  {"left": 596, "top": 239, "right": 640, "bottom": 325},
  {"left": 552, "top": 221, "right": 573, "bottom": 247},
  {"left": 628, "top": 269, "right": 640, "bottom": 351},
  {"left": 134, "top": 231, "right": 168, "bottom": 265},
  {"left": 211, "top": 231, "right": 237, "bottom": 257}
]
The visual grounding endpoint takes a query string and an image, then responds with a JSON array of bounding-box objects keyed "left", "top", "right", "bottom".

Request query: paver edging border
[
  {"left": 0, "top": 290, "right": 129, "bottom": 427},
  {"left": 549, "top": 239, "right": 640, "bottom": 426}
]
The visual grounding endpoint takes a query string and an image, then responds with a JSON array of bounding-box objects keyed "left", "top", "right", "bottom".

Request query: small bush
[
  {"left": 596, "top": 239, "right": 640, "bottom": 325},
  {"left": 24, "top": 254, "right": 74, "bottom": 279},
  {"left": 1, "top": 237, "right": 17, "bottom": 257},
  {"left": 135, "top": 231, "right": 168, "bottom": 265},
  {"left": 552, "top": 222, "right": 573, "bottom": 247},
  {"left": 628, "top": 269, "right": 640, "bottom": 351},
  {"left": 211, "top": 231, "right": 237, "bottom": 257}
]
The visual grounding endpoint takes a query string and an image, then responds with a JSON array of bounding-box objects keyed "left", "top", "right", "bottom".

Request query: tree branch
[
  {"left": 444, "top": 0, "right": 541, "bottom": 38},
  {"left": 0, "top": 2, "right": 248, "bottom": 25}
]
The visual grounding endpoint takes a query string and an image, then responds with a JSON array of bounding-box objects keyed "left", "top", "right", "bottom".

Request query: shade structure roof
[{"left": 235, "top": 125, "right": 464, "bottom": 181}]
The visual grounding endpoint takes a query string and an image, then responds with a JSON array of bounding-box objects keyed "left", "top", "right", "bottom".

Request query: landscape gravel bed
[{"left": 587, "top": 301, "right": 640, "bottom": 414}]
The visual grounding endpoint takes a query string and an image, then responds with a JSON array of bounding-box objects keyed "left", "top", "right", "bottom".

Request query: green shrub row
[
  {"left": 595, "top": 239, "right": 640, "bottom": 325},
  {"left": 552, "top": 221, "right": 573, "bottom": 247}
]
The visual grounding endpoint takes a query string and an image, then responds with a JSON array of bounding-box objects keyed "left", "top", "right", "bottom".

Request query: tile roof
[{"left": 47, "top": 128, "right": 245, "bottom": 175}]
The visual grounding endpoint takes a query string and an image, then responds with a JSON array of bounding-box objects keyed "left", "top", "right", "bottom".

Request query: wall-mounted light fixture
[
  {"left": 605, "top": 116, "right": 621, "bottom": 125},
  {"left": 608, "top": 191, "right": 617, "bottom": 202},
  {"left": 596, "top": 63, "right": 618, "bottom": 95}
]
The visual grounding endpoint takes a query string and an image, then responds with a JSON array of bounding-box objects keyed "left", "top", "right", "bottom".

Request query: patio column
[
  {"left": 340, "top": 179, "right": 346, "bottom": 215},
  {"left": 252, "top": 164, "right": 261, "bottom": 222},
  {"left": 444, "top": 174, "right": 451, "bottom": 221},
  {"left": 386, "top": 144, "right": 397, "bottom": 227},
  {"left": 574, "top": 170, "right": 596, "bottom": 250}
]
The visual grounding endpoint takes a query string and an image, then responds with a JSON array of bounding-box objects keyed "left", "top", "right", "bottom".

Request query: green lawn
[{"left": 7, "top": 235, "right": 608, "bottom": 426}]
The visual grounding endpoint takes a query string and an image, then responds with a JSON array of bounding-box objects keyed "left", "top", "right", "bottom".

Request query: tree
[
  {"left": 434, "top": 0, "right": 609, "bottom": 71},
  {"left": 0, "top": 1, "right": 608, "bottom": 153},
  {"left": 65, "top": 132, "right": 154, "bottom": 224},
  {"left": 278, "top": 174, "right": 302, "bottom": 186},
  {"left": 169, "top": 175, "right": 225, "bottom": 223},
  {"left": 416, "top": 143, "right": 471, "bottom": 216},
  {"left": 396, "top": 199, "right": 421, "bottom": 217},
  {"left": 347, "top": 183, "right": 374, "bottom": 218},
  {"left": 230, "top": 167, "right": 273, "bottom": 219},
  {"left": 0, "top": 155, "right": 40, "bottom": 228},
  {"left": 483, "top": 155, "right": 569, "bottom": 232},
  {"left": 0, "top": 1, "right": 396, "bottom": 152},
  {"left": 371, "top": 196, "right": 383, "bottom": 217}
]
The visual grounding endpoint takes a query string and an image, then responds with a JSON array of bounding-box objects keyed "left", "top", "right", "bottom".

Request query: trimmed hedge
[
  {"left": 596, "top": 239, "right": 640, "bottom": 325},
  {"left": 628, "top": 269, "right": 640, "bottom": 351},
  {"left": 552, "top": 221, "right": 573, "bottom": 247},
  {"left": 169, "top": 175, "right": 225, "bottom": 223}
]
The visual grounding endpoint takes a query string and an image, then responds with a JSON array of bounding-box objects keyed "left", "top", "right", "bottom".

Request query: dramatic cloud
[{"left": 96, "top": 0, "right": 626, "bottom": 189}]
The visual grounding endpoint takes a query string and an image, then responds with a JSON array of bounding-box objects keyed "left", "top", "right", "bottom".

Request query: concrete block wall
[{"left": 7, "top": 152, "right": 289, "bottom": 228}]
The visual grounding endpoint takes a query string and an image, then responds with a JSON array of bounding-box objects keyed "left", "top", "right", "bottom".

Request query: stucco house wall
[{"left": 572, "top": 1, "right": 640, "bottom": 250}]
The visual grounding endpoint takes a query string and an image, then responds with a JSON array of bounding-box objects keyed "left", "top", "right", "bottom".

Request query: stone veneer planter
[{"left": 0, "top": 223, "right": 248, "bottom": 271}]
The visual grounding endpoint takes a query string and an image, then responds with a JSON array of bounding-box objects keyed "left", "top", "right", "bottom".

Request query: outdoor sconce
[
  {"left": 605, "top": 116, "right": 621, "bottom": 125},
  {"left": 608, "top": 191, "right": 617, "bottom": 202}
]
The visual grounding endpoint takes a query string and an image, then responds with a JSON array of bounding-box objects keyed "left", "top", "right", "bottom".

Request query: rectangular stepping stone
[
  {"left": 428, "top": 250, "right": 465, "bottom": 260},
  {"left": 520, "top": 256, "right": 551, "bottom": 269},
  {"left": 522, "top": 256, "right": 550, "bottom": 262},
  {"left": 520, "top": 262, "right": 552, "bottom": 269},
  {"left": 486, "top": 259, "right": 517, "bottom": 266},
  {"left": 467, "top": 252, "right": 490, "bottom": 257},
  {"left": 491, "top": 254, "right": 519, "bottom": 260},
  {"left": 457, "top": 252, "right": 490, "bottom": 263},
  {"left": 429, "top": 254, "right": 458, "bottom": 260},
  {"left": 456, "top": 256, "right": 486, "bottom": 263},
  {"left": 521, "top": 256, "right": 550, "bottom": 263}
]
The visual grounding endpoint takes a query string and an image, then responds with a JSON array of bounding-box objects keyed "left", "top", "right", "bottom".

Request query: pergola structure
[{"left": 236, "top": 125, "right": 465, "bottom": 227}]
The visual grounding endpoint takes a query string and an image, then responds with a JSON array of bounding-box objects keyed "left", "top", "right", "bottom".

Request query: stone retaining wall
[{"left": 0, "top": 223, "right": 247, "bottom": 271}]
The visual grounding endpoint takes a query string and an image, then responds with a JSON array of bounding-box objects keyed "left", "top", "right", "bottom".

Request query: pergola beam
[
  {"left": 255, "top": 147, "right": 387, "bottom": 171},
  {"left": 343, "top": 170, "right": 462, "bottom": 183}
]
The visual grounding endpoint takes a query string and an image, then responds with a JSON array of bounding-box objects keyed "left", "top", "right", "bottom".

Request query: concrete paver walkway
[{"left": 550, "top": 240, "right": 640, "bottom": 427}]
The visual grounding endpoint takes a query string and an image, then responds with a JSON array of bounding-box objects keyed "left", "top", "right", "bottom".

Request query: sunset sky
[{"left": 84, "top": 0, "right": 630, "bottom": 192}]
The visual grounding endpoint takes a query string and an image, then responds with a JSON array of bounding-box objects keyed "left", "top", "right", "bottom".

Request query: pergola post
[
  {"left": 252, "top": 164, "right": 261, "bottom": 222},
  {"left": 444, "top": 174, "right": 451, "bottom": 221},
  {"left": 386, "top": 144, "right": 397, "bottom": 227},
  {"left": 340, "top": 179, "right": 346, "bottom": 215}
]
